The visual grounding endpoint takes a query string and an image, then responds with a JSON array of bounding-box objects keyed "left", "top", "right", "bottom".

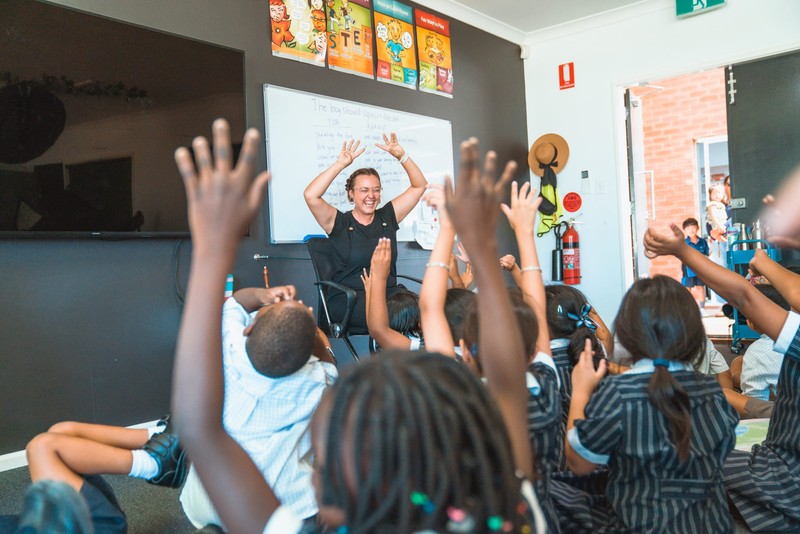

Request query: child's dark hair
[
  {"left": 754, "top": 283, "right": 790, "bottom": 311},
  {"left": 682, "top": 217, "right": 699, "bottom": 229},
  {"left": 345, "top": 168, "right": 381, "bottom": 201},
  {"left": 444, "top": 288, "right": 475, "bottom": 345},
  {"left": 245, "top": 302, "right": 316, "bottom": 378},
  {"left": 544, "top": 285, "right": 602, "bottom": 368},
  {"left": 461, "top": 289, "right": 537, "bottom": 372},
  {"left": 320, "top": 351, "right": 529, "bottom": 532},
  {"left": 17, "top": 480, "right": 92, "bottom": 533},
  {"left": 615, "top": 276, "right": 705, "bottom": 462},
  {"left": 387, "top": 290, "right": 422, "bottom": 339}
]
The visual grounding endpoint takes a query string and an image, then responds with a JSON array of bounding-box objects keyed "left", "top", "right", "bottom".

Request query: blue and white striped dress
[
  {"left": 723, "top": 312, "right": 800, "bottom": 532},
  {"left": 569, "top": 360, "right": 738, "bottom": 533}
]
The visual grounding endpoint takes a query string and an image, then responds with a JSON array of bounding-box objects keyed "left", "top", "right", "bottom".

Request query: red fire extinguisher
[{"left": 562, "top": 220, "right": 581, "bottom": 285}]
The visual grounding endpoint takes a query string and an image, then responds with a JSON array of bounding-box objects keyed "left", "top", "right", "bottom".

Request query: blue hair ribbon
[{"left": 565, "top": 303, "right": 598, "bottom": 332}]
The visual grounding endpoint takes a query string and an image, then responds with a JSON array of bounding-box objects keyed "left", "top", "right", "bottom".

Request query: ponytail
[{"left": 647, "top": 363, "right": 692, "bottom": 462}]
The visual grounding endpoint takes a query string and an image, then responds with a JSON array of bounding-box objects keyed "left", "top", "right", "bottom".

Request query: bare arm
[
  {"left": 366, "top": 238, "right": 412, "bottom": 350},
  {"left": 232, "top": 286, "right": 297, "bottom": 313},
  {"left": 419, "top": 183, "right": 457, "bottom": 356},
  {"left": 501, "top": 181, "right": 549, "bottom": 356},
  {"left": 446, "top": 139, "right": 533, "bottom": 479},
  {"left": 171, "top": 120, "right": 277, "bottom": 533},
  {"left": 750, "top": 248, "right": 800, "bottom": 310},
  {"left": 499, "top": 254, "right": 523, "bottom": 288},
  {"left": 644, "top": 224, "right": 788, "bottom": 341},
  {"left": 304, "top": 140, "right": 365, "bottom": 233},
  {"left": 565, "top": 340, "right": 607, "bottom": 475},
  {"left": 376, "top": 133, "right": 427, "bottom": 223}
]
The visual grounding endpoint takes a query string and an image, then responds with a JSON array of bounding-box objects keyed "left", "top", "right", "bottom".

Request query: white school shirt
[
  {"left": 181, "top": 297, "right": 337, "bottom": 526},
  {"left": 741, "top": 334, "right": 785, "bottom": 401}
]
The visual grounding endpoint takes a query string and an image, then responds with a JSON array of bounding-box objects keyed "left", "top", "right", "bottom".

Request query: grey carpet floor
[{"left": 0, "top": 466, "right": 195, "bottom": 533}]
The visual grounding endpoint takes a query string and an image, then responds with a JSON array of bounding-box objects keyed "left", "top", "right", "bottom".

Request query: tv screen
[{"left": 0, "top": 0, "right": 245, "bottom": 237}]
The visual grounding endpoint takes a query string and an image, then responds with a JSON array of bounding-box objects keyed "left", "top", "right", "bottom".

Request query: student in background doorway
[{"left": 681, "top": 217, "right": 710, "bottom": 308}]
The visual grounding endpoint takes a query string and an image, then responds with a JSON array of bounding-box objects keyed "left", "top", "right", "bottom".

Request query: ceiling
[{"left": 417, "top": 0, "right": 649, "bottom": 42}]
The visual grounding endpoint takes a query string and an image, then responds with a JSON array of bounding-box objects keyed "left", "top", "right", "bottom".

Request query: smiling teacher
[{"left": 303, "top": 133, "right": 427, "bottom": 331}]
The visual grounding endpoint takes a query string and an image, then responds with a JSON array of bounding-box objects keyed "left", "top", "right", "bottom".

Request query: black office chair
[
  {"left": 306, "top": 237, "right": 365, "bottom": 360},
  {"left": 306, "top": 237, "right": 423, "bottom": 361}
]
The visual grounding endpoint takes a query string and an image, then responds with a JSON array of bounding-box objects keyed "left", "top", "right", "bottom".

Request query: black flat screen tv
[{"left": 0, "top": 0, "right": 245, "bottom": 237}]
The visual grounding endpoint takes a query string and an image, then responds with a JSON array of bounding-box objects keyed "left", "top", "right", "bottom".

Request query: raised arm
[
  {"left": 644, "top": 224, "right": 788, "bottom": 341},
  {"left": 419, "top": 183, "right": 457, "bottom": 356},
  {"left": 446, "top": 139, "right": 533, "bottom": 479},
  {"left": 761, "top": 167, "right": 800, "bottom": 249},
  {"left": 303, "top": 140, "right": 365, "bottom": 233},
  {"left": 565, "top": 340, "right": 607, "bottom": 475},
  {"left": 501, "top": 181, "right": 549, "bottom": 356},
  {"left": 750, "top": 248, "right": 800, "bottom": 310},
  {"left": 366, "top": 238, "right": 412, "bottom": 350},
  {"left": 172, "top": 119, "right": 278, "bottom": 533},
  {"left": 376, "top": 133, "right": 427, "bottom": 223},
  {"left": 499, "top": 254, "right": 523, "bottom": 288}
]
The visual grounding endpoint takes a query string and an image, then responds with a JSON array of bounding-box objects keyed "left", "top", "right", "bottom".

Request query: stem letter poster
[
  {"left": 327, "top": 0, "right": 374, "bottom": 78},
  {"left": 373, "top": 0, "right": 417, "bottom": 89},
  {"left": 415, "top": 10, "right": 453, "bottom": 97}
]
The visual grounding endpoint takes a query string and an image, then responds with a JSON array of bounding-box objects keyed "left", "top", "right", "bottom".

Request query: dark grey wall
[{"left": 0, "top": 0, "right": 528, "bottom": 453}]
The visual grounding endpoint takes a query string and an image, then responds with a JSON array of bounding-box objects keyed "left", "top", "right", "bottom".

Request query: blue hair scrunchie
[
  {"left": 565, "top": 303, "right": 598, "bottom": 332},
  {"left": 653, "top": 358, "right": 670, "bottom": 369}
]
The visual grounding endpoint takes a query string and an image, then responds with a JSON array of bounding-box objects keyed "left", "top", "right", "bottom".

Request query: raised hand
[
  {"left": 643, "top": 223, "right": 686, "bottom": 259},
  {"left": 455, "top": 241, "right": 470, "bottom": 264},
  {"left": 174, "top": 119, "right": 270, "bottom": 258},
  {"left": 360, "top": 268, "right": 371, "bottom": 300},
  {"left": 336, "top": 139, "right": 365, "bottom": 167},
  {"left": 375, "top": 132, "right": 405, "bottom": 160},
  {"left": 422, "top": 182, "right": 450, "bottom": 225},
  {"left": 500, "top": 181, "right": 542, "bottom": 235},
  {"left": 499, "top": 254, "right": 517, "bottom": 271},
  {"left": 445, "top": 138, "right": 517, "bottom": 254},
  {"left": 369, "top": 237, "right": 392, "bottom": 282},
  {"left": 761, "top": 169, "right": 800, "bottom": 248},
  {"left": 571, "top": 339, "right": 607, "bottom": 397}
]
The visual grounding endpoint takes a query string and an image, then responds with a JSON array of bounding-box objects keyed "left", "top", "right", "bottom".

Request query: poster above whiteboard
[{"left": 263, "top": 85, "right": 454, "bottom": 243}]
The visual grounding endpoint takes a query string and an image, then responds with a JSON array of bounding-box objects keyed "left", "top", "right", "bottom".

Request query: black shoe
[{"left": 143, "top": 420, "right": 188, "bottom": 488}]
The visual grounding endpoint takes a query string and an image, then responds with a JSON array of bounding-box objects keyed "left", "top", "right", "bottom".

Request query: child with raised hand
[
  {"left": 362, "top": 237, "right": 422, "bottom": 350},
  {"left": 645, "top": 223, "right": 800, "bottom": 532},
  {"left": 565, "top": 274, "right": 739, "bottom": 532},
  {"left": 172, "top": 123, "right": 545, "bottom": 533}
]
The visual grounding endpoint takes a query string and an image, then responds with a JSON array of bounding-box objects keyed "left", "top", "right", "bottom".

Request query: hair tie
[
  {"left": 565, "top": 303, "right": 597, "bottom": 332},
  {"left": 653, "top": 358, "right": 670, "bottom": 369},
  {"left": 410, "top": 491, "right": 435, "bottom": 514}
]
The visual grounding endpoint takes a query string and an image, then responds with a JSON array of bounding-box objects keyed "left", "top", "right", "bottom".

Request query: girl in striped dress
[
  {"left": 646, "top": 223, "right": 800, "bottom": 532},
  {"left": 565, "top": 274, "right": 739, "bottom": 533}
]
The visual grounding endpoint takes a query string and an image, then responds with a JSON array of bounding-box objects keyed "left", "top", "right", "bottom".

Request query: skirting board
[{"left": 0, "top": 420, "right": 160, "bottom": 474}]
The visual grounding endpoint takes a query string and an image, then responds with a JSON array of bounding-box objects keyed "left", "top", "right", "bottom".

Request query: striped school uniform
[
  {"left": 526, "top": 353, "right": 563, "bottom": 533},
  {"left": 569, "top": 360, "right": 738, "bottom": 533},
  {"left": 551, "top": 340, "right": 573, "bottom": 469},
  {"left": 723, "top": 312, "right": 800, "bottom": 532}
]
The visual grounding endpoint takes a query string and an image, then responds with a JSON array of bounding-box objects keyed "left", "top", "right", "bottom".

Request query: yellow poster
[
  {"left": 373, "top": 0, "right": 417, "bottom": 88},
  {"left": 415, "top": 10, "right": 453, "bottom": 97}
]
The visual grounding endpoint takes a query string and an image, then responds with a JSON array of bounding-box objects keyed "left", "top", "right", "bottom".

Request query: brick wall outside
[{"left": 631, "top": 68, "right": 727, "bottom": 281}]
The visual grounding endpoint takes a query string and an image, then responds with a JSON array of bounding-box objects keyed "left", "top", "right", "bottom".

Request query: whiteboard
[{"left": 263, "top": 85, "right": 454, "bottom": 243}]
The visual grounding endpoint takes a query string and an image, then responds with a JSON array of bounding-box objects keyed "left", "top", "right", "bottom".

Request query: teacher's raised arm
[
  {"left": 303, "top": 139, "right": 365, "bottom": 233},
  {"left": 375, "top": 132, "right": 428, "bottom": 222}
]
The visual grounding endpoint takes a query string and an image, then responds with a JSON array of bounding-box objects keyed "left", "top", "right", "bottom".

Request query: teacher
[{"left": 303, "top": 133, "right": 427, "bottom": 331}]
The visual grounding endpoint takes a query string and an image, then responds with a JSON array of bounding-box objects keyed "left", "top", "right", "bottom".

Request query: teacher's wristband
[{"left": 399, "top": 152, "right": 410, "bottom": 164}]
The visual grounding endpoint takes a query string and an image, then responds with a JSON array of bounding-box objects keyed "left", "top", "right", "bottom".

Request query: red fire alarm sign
[{"left": 559, "top": 62, "right": 575, "bottom": 90}]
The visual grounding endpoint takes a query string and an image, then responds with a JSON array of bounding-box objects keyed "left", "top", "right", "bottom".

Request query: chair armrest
[
  {"left": 397, "top": 274, "right": 423, "bottom": 286},
  {"left": 314, "top": 281, "right": 358, "bottom": 337}
]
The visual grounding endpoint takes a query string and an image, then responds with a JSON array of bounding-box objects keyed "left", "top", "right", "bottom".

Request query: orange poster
[
  {"left": 415, "top": 10, "right": 453, "bottom": 97},
  {"left": 269, "top": 0, "right": 327, "bottom": 66},
  {"left": 373, "top": 0, "right": 417, "bottom": 88},
  {"left": 327, "top": 0, "right": 374, "bottom": 78}
]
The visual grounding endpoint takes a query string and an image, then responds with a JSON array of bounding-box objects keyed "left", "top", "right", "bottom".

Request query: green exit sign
[{"left": 677, "top": 0, "right": 726, "bottom": 18}]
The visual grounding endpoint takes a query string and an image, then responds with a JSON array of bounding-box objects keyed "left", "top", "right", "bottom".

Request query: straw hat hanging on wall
[{"left": 528, "top": 133, "right": 569, "bottom": 236}]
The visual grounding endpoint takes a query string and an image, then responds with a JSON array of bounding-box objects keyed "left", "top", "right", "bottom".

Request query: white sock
[
  {"left": 129, "top": 449, "right": 159, "bottom": 480},
  {"left": 147, "top": 422, "right": 166, "bottom": 439}
]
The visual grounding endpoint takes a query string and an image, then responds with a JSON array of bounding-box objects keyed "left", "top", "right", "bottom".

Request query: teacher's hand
[
  {"left": 375, "top": 132, "right": 405, "bottom": 161},
  {"left": 337, "top": 139, "right": 365, "bottom": 167}
]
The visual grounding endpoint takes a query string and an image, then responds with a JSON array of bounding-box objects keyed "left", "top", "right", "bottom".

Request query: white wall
[{"left": 522, "top": 0, "right": 800, "bottom": 320}]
